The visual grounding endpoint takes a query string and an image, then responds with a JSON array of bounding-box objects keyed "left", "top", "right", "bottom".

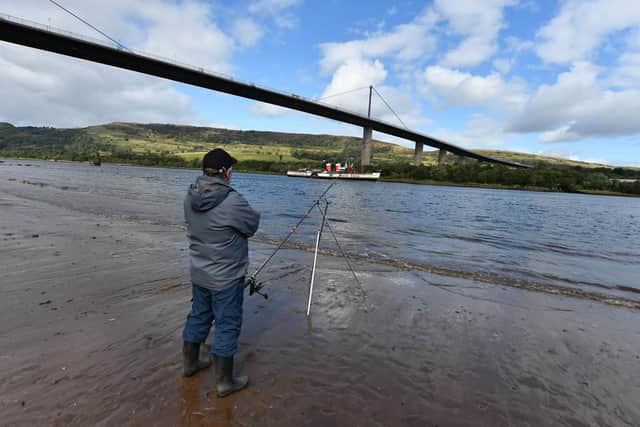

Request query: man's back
[{"left": 184, "top": 174, "right": 260, "bottom": 291}]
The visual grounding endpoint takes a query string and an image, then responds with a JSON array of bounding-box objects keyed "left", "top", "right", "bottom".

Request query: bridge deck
[{"left": 0, "top": 15, "right": 528, "bottom": 169}]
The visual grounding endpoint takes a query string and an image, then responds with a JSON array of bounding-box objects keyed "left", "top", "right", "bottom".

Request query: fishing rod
[{"left": 245, "top": 182, "right": 337, "bottom": 299}]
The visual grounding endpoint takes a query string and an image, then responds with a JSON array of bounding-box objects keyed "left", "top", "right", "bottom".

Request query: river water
[{"left": 1, "top": 159, "right": 639, "bottom": 302}]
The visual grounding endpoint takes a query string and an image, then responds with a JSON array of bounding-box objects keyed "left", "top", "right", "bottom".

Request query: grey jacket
[{"left": 184, "top": 175, "right": 260, "bottom": 291}]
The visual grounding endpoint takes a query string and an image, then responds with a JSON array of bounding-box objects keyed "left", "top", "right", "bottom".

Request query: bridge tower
[
  {"left": 438, "top": 149, "right": 446, "bottom": 166},
  {"left": 361, "top": 85, "right": 373, "bottom": 168},
  {"left": 414, "top": 142, "right": 424, "bottom": 166}
]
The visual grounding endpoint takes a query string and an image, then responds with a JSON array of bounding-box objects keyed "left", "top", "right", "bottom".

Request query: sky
[{"left": 1, "top": 0, "right": 640, "bottom": 166}]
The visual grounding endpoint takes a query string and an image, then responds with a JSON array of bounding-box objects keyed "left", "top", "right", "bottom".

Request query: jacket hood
[{"left": 187, "top": 175, "right": 233, "bottom": 212}]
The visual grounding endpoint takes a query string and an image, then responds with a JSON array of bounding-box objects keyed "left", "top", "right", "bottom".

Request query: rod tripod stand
[
  {"left": 245, "top": 183, "right": 363, "bottom": 317},
  {"left": 306, "top": 196, "right": 365, "bottom": 316}
]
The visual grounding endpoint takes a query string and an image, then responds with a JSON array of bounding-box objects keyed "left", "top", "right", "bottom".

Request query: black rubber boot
[
  {"left": 214, "top": 355, "right": 249, "bottom": 397},
  {"left": 182, "top": 341, "right": 212, "bottom": 378}
]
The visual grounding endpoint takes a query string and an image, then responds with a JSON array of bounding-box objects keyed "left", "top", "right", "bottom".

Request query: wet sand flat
[{"left": 1, "top": 179, "right": 639, "bottom": 426}]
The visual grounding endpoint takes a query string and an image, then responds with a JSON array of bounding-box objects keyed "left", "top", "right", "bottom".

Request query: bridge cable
[
  {"left": 315, "top": 86, "right": 370, "bottom": 102},
  {"left": 47, "top": 0, "right": 127, "bottom": 50},
  {"left": 372, "top": 86, "right": 409, "bottom": 130}
]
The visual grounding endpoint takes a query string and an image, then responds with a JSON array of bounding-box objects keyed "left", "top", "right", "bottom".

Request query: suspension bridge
[{"left": 0, "top": 12, "right": 528, "bottom": 169}]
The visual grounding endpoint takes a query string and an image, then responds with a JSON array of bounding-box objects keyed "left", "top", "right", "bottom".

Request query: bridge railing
[{"left": 0, "top": 12, "right": 414, "bottom": 132}]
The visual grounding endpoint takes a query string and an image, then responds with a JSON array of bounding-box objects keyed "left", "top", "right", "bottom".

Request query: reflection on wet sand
[
  {"left": 179, "top": 373, "right": 237, "bottom": 427},
  {"left": 180, "top": 377, "right": 201, "bottom": 425}
]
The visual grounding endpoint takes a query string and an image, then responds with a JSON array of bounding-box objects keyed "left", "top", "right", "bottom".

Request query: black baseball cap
[{"left": 202, "top": 148, "right": 237, "bottom": 173}]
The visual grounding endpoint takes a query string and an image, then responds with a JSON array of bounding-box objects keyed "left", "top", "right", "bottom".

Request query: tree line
[
  {"left": 379, "top": 161, "right": 640, "bottom": 195},
  {"left": 1, "top": 129, "right": 638, "bottom": 196}
]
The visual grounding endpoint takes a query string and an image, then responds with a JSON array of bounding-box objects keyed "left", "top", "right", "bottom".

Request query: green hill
[
  {"left": 0, "top": 121, "right": 618, "bottom": 169},
  {"left": 0, "top": 122, "right": 419, "bottom": 166}
]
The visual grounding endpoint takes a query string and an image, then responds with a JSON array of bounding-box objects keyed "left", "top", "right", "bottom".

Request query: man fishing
[{"left": 181, "top": 148, "right": 260, "bottom": 398}]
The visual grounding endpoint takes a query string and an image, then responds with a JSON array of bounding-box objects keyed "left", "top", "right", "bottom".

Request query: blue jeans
[{"left": 182, "top": 278, "right": 245, "bottom": 358}]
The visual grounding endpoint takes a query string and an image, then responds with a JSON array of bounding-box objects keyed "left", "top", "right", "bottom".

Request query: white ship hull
[
  {"left": 286, "top": 170, "right": 314, "bottom": 177},
  {"left": 287, "top": 167, "right": 381, "bottom": 181},
  {"left": 314, "top": 172, "right": 381, "bottom": 181}
]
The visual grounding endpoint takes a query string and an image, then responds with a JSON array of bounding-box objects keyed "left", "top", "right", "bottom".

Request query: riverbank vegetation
[{"left": 378, "top": 161, "right": 640, "bottom": 196}]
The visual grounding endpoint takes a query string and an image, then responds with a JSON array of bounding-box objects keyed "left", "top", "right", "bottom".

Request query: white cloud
[
  {"left": 232, "top": 18, "right": 264, "bottom": 48},
  {"left": 319, "top": 0, "right": 516, "bottom": 73},
  {"left": 0, "top": 0, "right": 235, "bottom": 127},
  {"left": 536, "top": 149, "right": 607, "bottom": 165},
  {"left": 254, "top": 58, "right": 394, "bottom": 121},
  {"left": 492, "top": 58, "right": 512, "bottom": 74},
  {"left": 248, "top": 0, "right": 302, "bottom": 29},
  {"left": 420, "top": 66, "right": 527, "bottom": 111},
  {"left": 538, "top": 126, "right": 581, "bottom": 143},
  {"left": 135, "top": 1, "right": 234, "bottom": 73},
  {"left": 254, "top": 10, "right": 438, "bottom": 127},
  {"left": 315, "top": 58, "right": 426, "bottom": 128},
  {"left": 1, "top": 0, "right": 234, "bottom": 72},
  {"left": 492, "top": 36, "right": 534, "bottom": 74},
  {"left": 322, "top": 58, "right": 387, "bottom": 102},
  {"left": 318, "top": 8, "right": 438, "bottom": 75},
  {"left": 0, "top": 45, "right": 194, "bottom": 127},
  {"left": 610, "top": 52, "right": 640, "bottom": 88},
  {"left": 249, "top": 0, "right": 301, "bottom": 14},
  {"left": 508, "top": 62, "right": 640, "bottom": 141},
  {"left": 250, "top": 102, "right": 290, "bottom": 117},
  {"left": 536, "top": 0, "right": 640, "bottom": 64},
  {"left": 314, "top": 3, "right": 523, "bottom": 145},
  {"left": 252, "top": 57, "right": 384, "bottom": 119},
  {"left": 608, "top": 29, "right": 640, "bottom": 88},
  {"left": 432, "top": 115, "right": 508, "bottom": 149},
  {"left": 508, "top": 62, "right": 601, "bottom": 134},
  {"left": 434, "top": 0, "right": 517, "bottom": 68}
]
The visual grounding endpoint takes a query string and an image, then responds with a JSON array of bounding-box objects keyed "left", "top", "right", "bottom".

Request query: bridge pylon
[
  {"left": 414, "top": 141, "right": 424, "bottom": 166},
  {"left": 361, "top": 85, "right": 374, "bottom": 168},
  {"left": 438, "top": 149, "right": 446, "bottom": 166},
  {"left": 361, "top": 127, "right": 372, "bottom": 167}
]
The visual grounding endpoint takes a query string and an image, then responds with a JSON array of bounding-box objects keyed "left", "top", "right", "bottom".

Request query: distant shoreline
[
  {"left": 379, "top": 177, "right": 640, "bottom": 197},
  {"left": 2, "top": 156, "right": 639, "bottom": 198}
]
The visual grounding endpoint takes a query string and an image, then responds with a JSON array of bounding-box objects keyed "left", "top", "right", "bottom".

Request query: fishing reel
[{"left": 245, "top": 276, "right": 268, "bottom": 300}]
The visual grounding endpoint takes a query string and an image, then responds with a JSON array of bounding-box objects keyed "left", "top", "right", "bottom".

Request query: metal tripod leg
[
  {"left": 306, "top": 201, "right": 328, "bottom": 316},
  {"left": 314, "top": 202, "right": 367, "bottom": 302}
]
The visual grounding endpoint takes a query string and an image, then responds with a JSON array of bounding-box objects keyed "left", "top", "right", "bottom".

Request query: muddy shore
[{"left": 0, "top": 178, "right": 639, "bottom": 426}]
